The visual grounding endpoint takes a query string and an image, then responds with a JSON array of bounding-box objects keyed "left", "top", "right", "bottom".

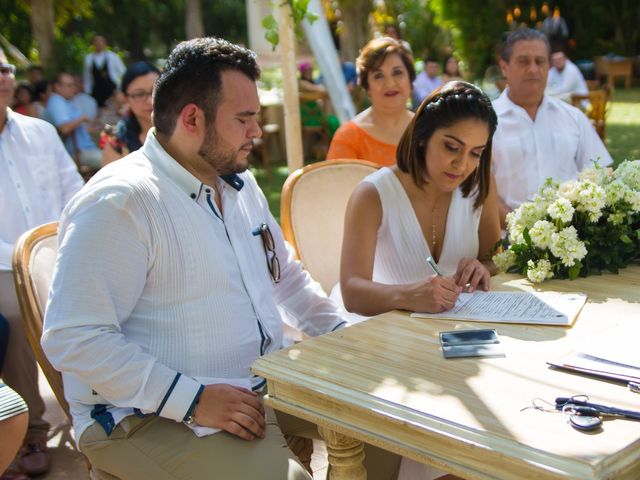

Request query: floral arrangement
[{"left": 493, "top": 160, "right": 640, "bottom": 283}]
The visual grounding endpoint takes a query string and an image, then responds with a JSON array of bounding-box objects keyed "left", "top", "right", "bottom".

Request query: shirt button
[
  {"left": 190, "top": 193, "right": 196, "bottom": 199},
  {"left": 205, "top": 188, "right": 211, "bottom": 194}
]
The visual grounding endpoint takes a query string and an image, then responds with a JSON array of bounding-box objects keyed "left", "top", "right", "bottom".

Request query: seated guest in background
[
  {"left": 42, "top": 37, "right": 400, "bottom": 480},
  {"left": 298, "top": 61, "right": 326, "bottom": 93},
  {"left": 336, "top": 81, "right": 500, "bottom": 319},
  {"left": 440, "top": 55, "right": 463, "bottom": 83},
  {"left": 70, "top": 74, "right": 98, "bottom": 123},
  {"left": 46, "top": 72, "right": 102, "bottom": 168},
  {"left": 327, "top": 36, "right": 415, "bottom": 166},
  {"left": 384, "top": 24, "right": 412, "bottom": 54},
  {"left": 318, "top": 54, "right": 357, "bottom": 93},
  {"left": 1, "top": 316, "right": 28, "bottom": 480},
  {"left": 0, "top": 383, "right": 28, "bottom": 479},
  {"left": 0, "top": 47, "right": 84, "bottom": 479},
  {"left": 546, "top": 51, "right": 589, "bottom": 101},
  {"left": 341, "top": 58, "right": 357, "bottom": 91},
  {"left": 25, "top": 65, "right": 44, "bottom": 89},
  {"left": 100, "top": 61, "right": 159, "bottom": 166},
  {"left": 412, "top": 57, "right": 442, "bottom": 107},
  {"left": 492, "top": 28, "right": 612, "bottom": 227},
  {"left": 32, "top": 80, "right": 52, "bottom": 120},
  {"left": 482, "top": 64, "right": 507, "bottom": 100},
  {"left": 12, "top": 82, "right": 37, "bottom": 117}
]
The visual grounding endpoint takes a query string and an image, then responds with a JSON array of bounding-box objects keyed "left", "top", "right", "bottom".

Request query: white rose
[
  {"left": 529, "top": 220, "right": 555, "bottom": 250},
  {"left": 579, "top": 168, "right": 600, "bottom": 184},
  {"left": 493, "top": 249, "right": 517, "bottom": 272},
  {"left": 547, "top": 197, "right": 575, "bottom": 223},
  {"left": 558, "top": 180, "right": 579, "bottom": 202}
]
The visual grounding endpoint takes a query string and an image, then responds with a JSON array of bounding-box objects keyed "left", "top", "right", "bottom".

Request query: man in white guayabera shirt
[
  {"left": 0, "top": 47, "right": 84, "bottom": 478},
  {"left": 491, "top": 28, "right": 612, "bottom": 228},
  {"left": 42, "top": 38, "right": 400, "bottom": 480}
]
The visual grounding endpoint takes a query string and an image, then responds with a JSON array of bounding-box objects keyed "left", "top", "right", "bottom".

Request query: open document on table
[
  {"left": 411, "top": 291, "right": 587, "bottom": 326},
  {"left": 548, "top": 335, "right": 640, "bottom": 383}
]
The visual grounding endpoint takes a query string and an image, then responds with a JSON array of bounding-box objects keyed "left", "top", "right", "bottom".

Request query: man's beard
[{"left": 197, "top": 126, "right": 252, "bottom": 176}]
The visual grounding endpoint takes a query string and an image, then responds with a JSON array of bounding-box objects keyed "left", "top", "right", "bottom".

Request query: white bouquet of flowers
[{"left": 493, "top": 160, "right": 640, "bottom": 283}]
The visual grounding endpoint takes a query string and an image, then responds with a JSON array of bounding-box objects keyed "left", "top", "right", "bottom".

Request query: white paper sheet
[{"left": 411, "top": 291, "right": 587, "bottom": 325}]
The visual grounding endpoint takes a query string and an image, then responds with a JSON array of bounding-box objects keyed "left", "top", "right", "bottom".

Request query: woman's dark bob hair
[
  {"left": 120, "top": 61, "right": 160, "bottom": 96},
  {"left": 396, "top": 81, "right": 498, "bottom": 209}
]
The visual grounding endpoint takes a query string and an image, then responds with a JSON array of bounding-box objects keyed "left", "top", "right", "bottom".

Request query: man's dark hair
[
  {"left": 153, "top": 37, "right": 260, "bottom": 137},
  {"left": 396, "top": 81, "right": 498, "bottom": 209},
  {"left": 501, "top": 28, "right": 551, "bottom": 62}
]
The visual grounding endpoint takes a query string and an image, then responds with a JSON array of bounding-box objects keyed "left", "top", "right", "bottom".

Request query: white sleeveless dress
[
  {"left": 331, "top": 167, "right": 483, "bottom": 479},
  {"left": 331, "top": 167, "right": 482, "bottom": 321}
]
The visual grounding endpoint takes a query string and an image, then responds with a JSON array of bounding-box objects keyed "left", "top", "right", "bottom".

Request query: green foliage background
[{"left": 0, "top": 0, "right": 247, "bottom": 74}]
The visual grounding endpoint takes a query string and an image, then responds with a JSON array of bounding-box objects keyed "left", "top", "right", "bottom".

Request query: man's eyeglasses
[
  {"left": 0, "top": 63, "right": 16, "bottom": 76},
  {"left": 254, "top": 223, "right": 280, "bottom": 283},
  {"left": 126, "top": 90, "right": 153, "bottom": 102}
]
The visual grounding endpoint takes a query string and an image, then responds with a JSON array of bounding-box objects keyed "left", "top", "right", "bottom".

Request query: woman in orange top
[{"left": 327, "top": 37, "right": 415, "bottom": 166}]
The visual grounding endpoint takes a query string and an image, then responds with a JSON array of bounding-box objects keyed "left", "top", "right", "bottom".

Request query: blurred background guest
[
  {"left": 25, "top": 65, "right": 43, "bottom": 90},
  {"left": 327, "top": 37, "right": 415, "bottom": 166},
  {"left": 32, "top": 80, "right": 52, "bottom": 121},
  {"left": 100, "top": 61, "right": 159, "bottom": 165},
  {"left": 70, "top": 74, "right": 98, "bottom": 124},
  {"left": 546, "top": 51, "right": 588, "bottom": 101},
  {"left": 298, "top": 61, "right": 326, "bottom": 93},
  {"left": 441, "top": 55, "right": 463, "bottom": 83},
  {"left": 83, "top": 35, "right": 125, "bottom": 108},
  {"left": 46, "top": 72, "right": 102, "bottom": 168},
  {"left": 412, "top": 56, "right": 442, "bottom": 107},
  {"left": 12, "top": 83, "right": 37, "bottom": 117}
]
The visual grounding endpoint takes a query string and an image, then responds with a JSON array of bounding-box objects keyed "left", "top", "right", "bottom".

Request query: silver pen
[
  {"left": 426, "top": 256, "right": 444, "bottom": 277},
  {"left": 426, "top": 256, "right": 472, "bottom": 291},
  {"left": 629, "top": 381, "right": 640, "bottom": 394}
]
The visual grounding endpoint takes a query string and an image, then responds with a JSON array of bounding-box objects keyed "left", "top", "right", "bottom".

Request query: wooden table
[
  {"left": 252, "top": 267, "right": 640, "bottom": 479},
  {"left": 595, "top": 56, "right": 633, "bottom": 89}
]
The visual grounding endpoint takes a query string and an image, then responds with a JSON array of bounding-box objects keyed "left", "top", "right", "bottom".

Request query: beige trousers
[
  {"left": 0, "top": 271, "right": 49, "bottom": 442},
  {"left": 80, "top": 405, "right": 401, "bottom": 480}
]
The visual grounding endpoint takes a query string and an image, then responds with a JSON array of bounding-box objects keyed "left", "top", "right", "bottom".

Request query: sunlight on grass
[{"left": 607, "top": 88, "right": 640, "bottom": 165}]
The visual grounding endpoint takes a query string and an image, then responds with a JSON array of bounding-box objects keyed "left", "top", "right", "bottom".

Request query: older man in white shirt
[
  {"left": 492, "top": 29, "right": 612, "bottom": 227},
  {"left": 546, "top": 51, "right": 589, "bottom": 101},
  {"left": 42, "top": 37, "right": 400, "bottom": 480},
  {"left": 0, "top": 48, "right": 83, "bottom": 478}
]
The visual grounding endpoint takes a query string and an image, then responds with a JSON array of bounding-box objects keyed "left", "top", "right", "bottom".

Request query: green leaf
[
  {"left": 261, "top": 13, "right": 277, "bottom": 30},
  {"left": 620, "top": 234, "right": 632, "bottom": 244},
  {"left": 568, "top": 262, "right": 582, "bottom": 280},
  {"left": 264, "top": 29, "right": 279, "bottom": 49}
]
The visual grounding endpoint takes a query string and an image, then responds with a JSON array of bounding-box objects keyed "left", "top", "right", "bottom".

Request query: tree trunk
[
  {"left": 339, "top": 0, "right": 372, "bottom": 62},
  {"left": 27, "top": 0, "right": 55, "bottom": 70},
  {"left": 186, "top": 0, "right": 205, "bottom": 39}
]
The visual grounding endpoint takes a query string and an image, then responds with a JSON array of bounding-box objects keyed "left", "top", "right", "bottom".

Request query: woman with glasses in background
[{"left": 100, "top": 61, "right": 159, "bottom": 166}]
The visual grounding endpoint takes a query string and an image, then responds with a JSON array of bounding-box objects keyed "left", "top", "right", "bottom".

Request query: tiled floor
[{"left": 37, "top": 370, "right": 328, "bottom": 479}]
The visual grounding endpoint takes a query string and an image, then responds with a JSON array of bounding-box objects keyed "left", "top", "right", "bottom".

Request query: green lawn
[
  {"left": 607, "top": 87, "right": 640, "bottom": 166},
  {"left": 252, "top": 88, "right": 640, "bottom": 220}
]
